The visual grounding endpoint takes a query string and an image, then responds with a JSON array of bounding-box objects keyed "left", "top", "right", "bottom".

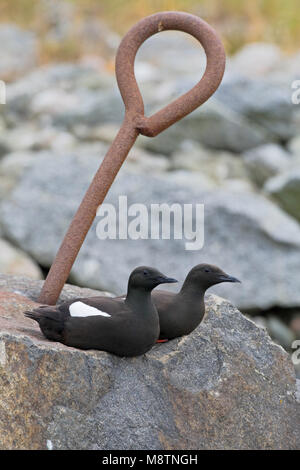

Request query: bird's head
[
  {"left": 128, "top": 266, "right": 178, "bottom": 291},
  {"left": 184, "top": 263, "right": 241, "bottom": 291}
]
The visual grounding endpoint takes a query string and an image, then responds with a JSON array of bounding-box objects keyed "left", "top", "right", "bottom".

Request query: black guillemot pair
[{"left": 25, "top": 264, "right": 240, "bottom": 357}]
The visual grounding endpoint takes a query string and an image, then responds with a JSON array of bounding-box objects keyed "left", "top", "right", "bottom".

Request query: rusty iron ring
[
  {"left": 38, "top": 11, "right": 226, "bottom": 305},
  {"left": 116, "top": 11, "right": 226, "bottom": 136}
]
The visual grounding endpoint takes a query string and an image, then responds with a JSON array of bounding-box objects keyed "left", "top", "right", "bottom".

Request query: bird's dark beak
[
  {"left": 218, "top": 274, "right": 241, "bottom": 283},
  {"left": 155, "top": 276, "right": 178, "bottom": 284}
]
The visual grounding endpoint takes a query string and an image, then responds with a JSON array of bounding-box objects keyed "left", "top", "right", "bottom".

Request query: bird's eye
[
  {"left": 204, "top": 268, "right": 211, "bottom": 273},
  {"left": 143, "top": 270, "right": 149, "bottom": 276}
]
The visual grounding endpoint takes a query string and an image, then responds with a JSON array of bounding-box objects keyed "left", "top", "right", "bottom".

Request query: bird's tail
[{"left": 24, "top": 307, "right": 64, "bottom": 342}]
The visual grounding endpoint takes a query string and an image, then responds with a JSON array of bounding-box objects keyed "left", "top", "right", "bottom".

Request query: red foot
[{"left": 156, "top": 339, "right": 168, "bottom": 343}]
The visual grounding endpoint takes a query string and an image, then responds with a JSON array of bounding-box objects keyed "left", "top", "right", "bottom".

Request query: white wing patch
[{"left": 69, "top": 301, "right": 111, "bottom": 318}]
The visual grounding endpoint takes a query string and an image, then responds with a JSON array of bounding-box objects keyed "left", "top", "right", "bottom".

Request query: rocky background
[{"left": 0, "top": 1, "right": 299, "bottom": 381}]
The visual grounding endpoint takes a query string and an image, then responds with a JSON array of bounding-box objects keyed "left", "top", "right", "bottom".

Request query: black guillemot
[
  {"left": 112, "top": 263, "right": 241, "bottom": 341},
  {"left": 24, "top": 266, "right": 177, "bottom": 357},
  {"left": 152, "top": 263, "right": 241, "bottom": 340}
]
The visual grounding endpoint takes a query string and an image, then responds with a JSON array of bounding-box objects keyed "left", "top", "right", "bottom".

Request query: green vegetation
[{"left": 0, "top": 0, "right": 298, "bottom": 61}]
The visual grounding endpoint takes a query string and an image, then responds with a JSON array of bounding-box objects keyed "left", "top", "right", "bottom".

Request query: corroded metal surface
[
  {"left": 38, "top": 11, "right": 226, "bottom": 305},
  {"left": 116, "top": 11, "right": 226, "bottom": 136}
]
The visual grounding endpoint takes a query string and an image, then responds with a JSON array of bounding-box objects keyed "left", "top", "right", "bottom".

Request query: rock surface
[
  {"left": 265, "top": 169, "right": 300, "bottom": 222},
  {"left": 139, "top": 98, "right": 269, "bottom": 155},
  {"left": 171, "top": 141, "right": 250, "bottom": 187},
  {"left": 230, "top": 43, "right": 283, "bottom": 77},
  {"left": 0, "top": 239, "right": 42, "bottom": 280},
  {"left": 3, "top": 43, "right": 299, "bottom": 155},
  {"left": 0, "top": 275, "right": 298, "bottom": 450},
  {"left": 215, "top": 76, "right": 298, "bottom": 141},
  {"left": 0, "top": 272, "right": 112, "bottom": 303},
  {"left": 242, "top": 144, "right": 291, "bottom": 187}
]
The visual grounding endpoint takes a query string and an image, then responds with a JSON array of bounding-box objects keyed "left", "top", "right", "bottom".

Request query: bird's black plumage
[
  {"left": 24, "top": 266, "right": 177, "bottom": 357},
  {"left": 153, "top": 263, "right": 241, "bottom": 340},
  {"left": 109, "top": 263, "right": 241, "bottom": 341}
]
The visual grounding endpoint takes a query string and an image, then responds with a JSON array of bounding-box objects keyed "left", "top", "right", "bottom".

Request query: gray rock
[
  {"left": 252, "top": 49, "right": 300, "bottom": 84},
  {"left": 0, "top": 239, "right": 42, "bottom": 280},
  {"left": 0, "top": 152, "right": 30, "bottom": 200},
  {"left": 0, "top": 24, "right": 38, "bottom": 81},
  {"left": 172, "top": 140, "right": 250, "bottom": 186},
  {"left": 3, "top": 46, "right": 298, "bottom": 158},
  {"left": 138, "top": 98, "right": 269, "bottom": 155},
  {"left": 0, "top": 151, "right": 38, "bottom": 199},
  {"left": 219, "top": 178, "right": 255, "bottom": 193},
  {"left": 0, "top": 273, "right": 111, "bottom": 303},
  {"left": 267, "top": 316, "right": 296, "bottom": 350},
  {"left": 0, "top": 116, "right": 9, "bottom": 157},
  {"left": 133, "top": 44, "right": 300, "bottom": 151},
  {"left": 0, "top": 125, "right": 77, "bottom": 154},
  {"left": 2, "top": 151, "right": 300, "bottom": 310},
  {"left": 0, "top": 279, "right": 298, "bottom": 450},
  {"left": 4, "top": 63, "right": 113, "bottom": 126},
  {"left": 136, "top": 30, "right": 206, "bottom": 77},
  {"left": 230, "top": 43, "right": 283, "bottom": 78},
  {"left": 8, "top": 62, "right": 112, "bottom": 98},
  {"left": 30, "top": 88, "right": 81, "bottom": 116},
  {"left": 50, "top": 88, "right": 124, "bottom": 129},
  {"left": 264, "top": 169, "right": 300, "bottom": 221},
  {"left": 72, "top": 122, "right": 119, "bottom": 143},
  {"left": 4, "top": 56, "right": 294, "bottom": 156},
  {"left": 252, "top": 316, "right": 268, "bottom": 330},
  {"left": 125, "top": 147, "right": 170, "bottom": 173},
  {"left": 288, "top": 135, "right": 300, "bottom": 157},
  {"left": 0, "top": 125, "right": 44, "bottom": 153},
  {"left": 165, "top": 170, "right": 216, "bottom": 191},
  {"left": 242, "top": 143, "right": 291, "bottom": 186},
  {"left": 215, "top": 76, "right": 298, "bottom": 141}
]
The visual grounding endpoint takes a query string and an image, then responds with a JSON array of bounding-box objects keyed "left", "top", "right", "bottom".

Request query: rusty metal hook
[{"left": 38, "top": 11, "right": 226, "bottom": 305}]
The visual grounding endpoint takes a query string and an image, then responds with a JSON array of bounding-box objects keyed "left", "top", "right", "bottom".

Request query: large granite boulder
[
  {"left": 2, "top": 151, "right": 300, "bottom": 311},
  {"left": 0, "top": 275, "right": 298, "bottom": 450}
]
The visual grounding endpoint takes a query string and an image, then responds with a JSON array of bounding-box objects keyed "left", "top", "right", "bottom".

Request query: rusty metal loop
[
  {"left": 116, "top": 11, "right": 226, "bottom": 137},
  {"left": 38, "top": 12, "right": 226, "bottom": 305}
]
